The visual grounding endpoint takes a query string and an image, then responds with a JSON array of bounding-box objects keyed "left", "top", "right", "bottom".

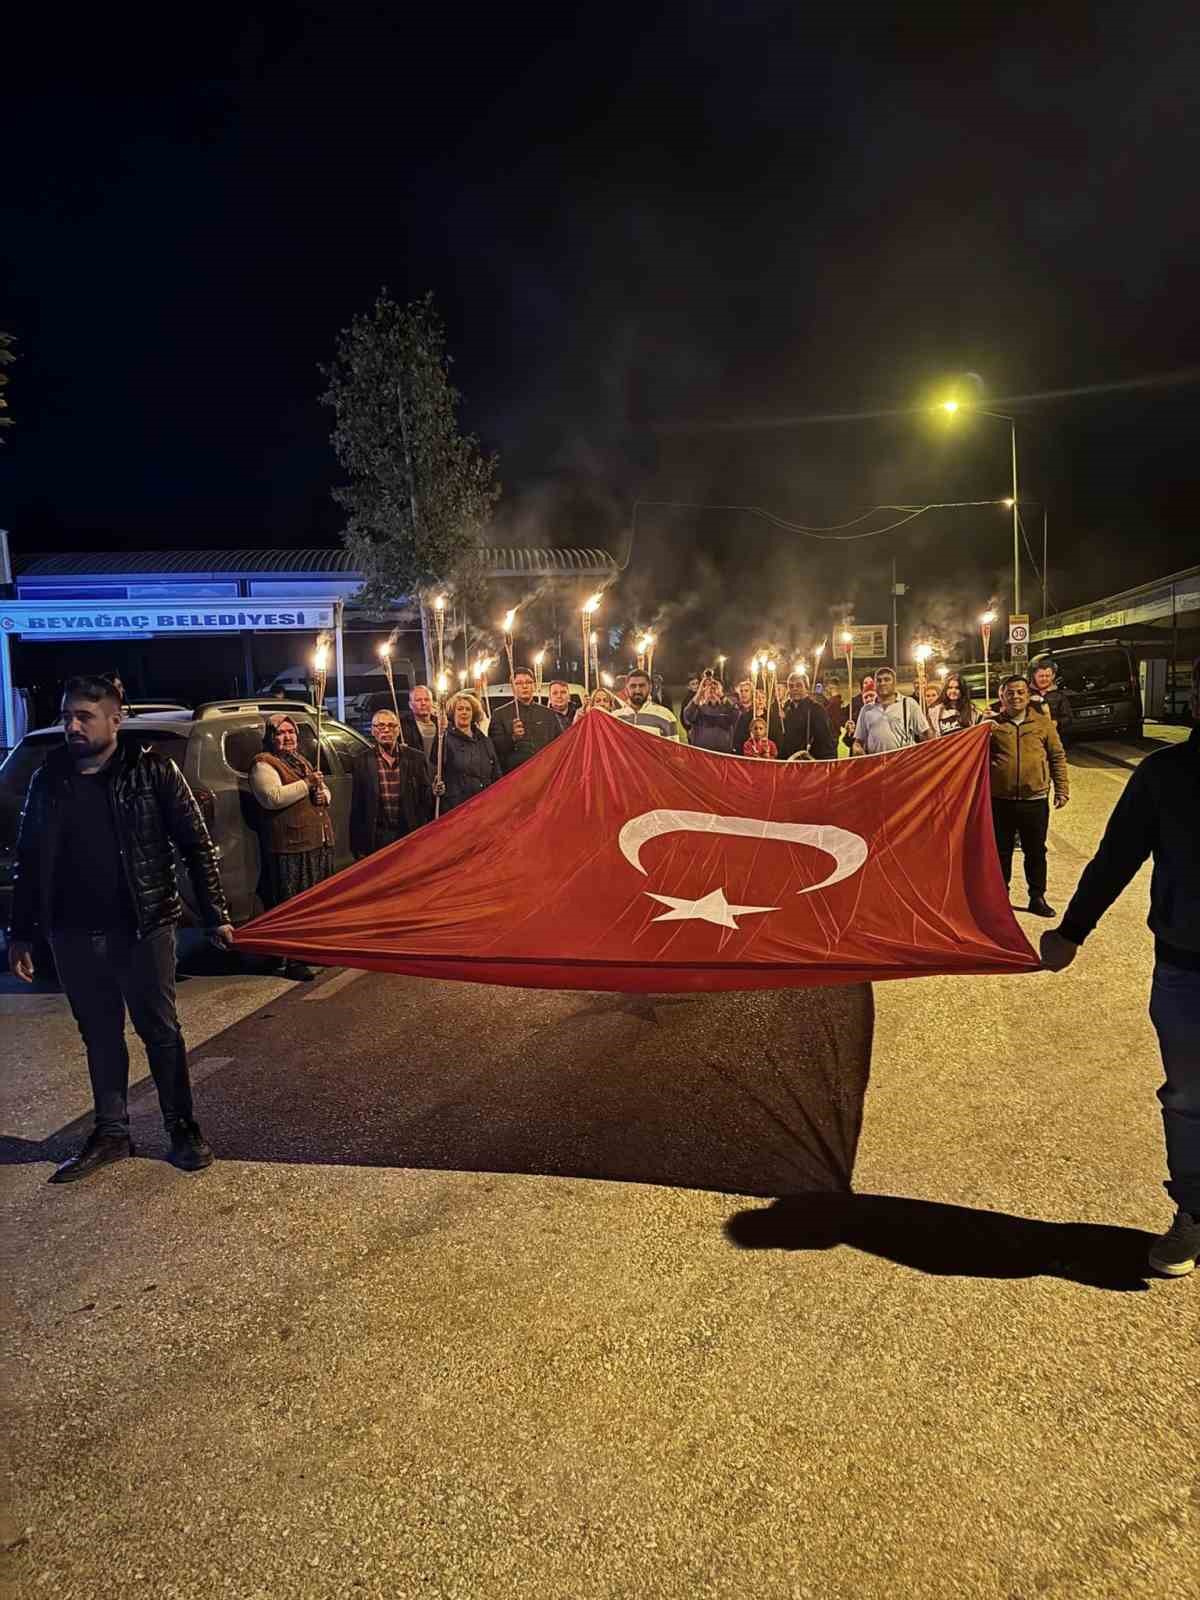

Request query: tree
[
  {"left": 320, "top": 291, "right": 500, "bottom": 617},
  {"left": 0, "top": 331, "right": 15, "bottom": 444}
]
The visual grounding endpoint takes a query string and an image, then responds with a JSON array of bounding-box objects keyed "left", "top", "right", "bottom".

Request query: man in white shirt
[{"left": 852, "top": 667, "right": 932, "bottom": 754}]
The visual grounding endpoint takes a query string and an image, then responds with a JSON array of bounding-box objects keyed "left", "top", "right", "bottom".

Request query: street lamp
[{"left": 938, "top": 398, "right": 1022, "bottom": 617}]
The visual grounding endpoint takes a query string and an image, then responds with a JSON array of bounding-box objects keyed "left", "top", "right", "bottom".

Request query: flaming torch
[
  {"left": 716, "top": 653, "right": 726, "bottom": 682},
  {"left": 533, "top": 649, "right": 546, "bottom": 700},
  {"left": 840, "top": 628, "right": 855, "bottom": 705},
  {"left": 474, "top": 654, "right": 492, "bottom": 705},
  {"left": 979, "top": 609, "right": 996, "bottom": 705},
  {"left": 433, "top": 594, "right": 447, "bottom": 682},
  {"left": 913, "top": 642, "right": 933, "bottom": 708},
  {"left": 377, "top": 639, "right": 405, "bottom": 742},
  {"left": 813, "top": 637, "right": 826, "bottom": 687},
  {"left": 312, "top": 635, "right": 331, "bottom": 772},
  {"left": 581, "top": 594, "right": 601, "bottom": 695},
  {"left": 500, "top": 608, "right": 518, "bottom": 709},
  {"left": 434, "top": 670, "right": 450, "bottom": 818}
]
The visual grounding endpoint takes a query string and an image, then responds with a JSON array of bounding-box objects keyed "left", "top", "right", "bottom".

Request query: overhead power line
[{"left": 632, "top": 498, "right": 1004, "bottom": 543}]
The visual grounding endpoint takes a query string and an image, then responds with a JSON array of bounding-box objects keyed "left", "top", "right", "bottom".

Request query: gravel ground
[{"left": 1, "top": 737, "right": 1195, "bottom": 1600}]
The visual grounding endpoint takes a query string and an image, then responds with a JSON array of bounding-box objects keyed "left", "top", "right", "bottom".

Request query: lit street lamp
[{"left": 939, "top": 398, "right": 1022, "bottom": 617}]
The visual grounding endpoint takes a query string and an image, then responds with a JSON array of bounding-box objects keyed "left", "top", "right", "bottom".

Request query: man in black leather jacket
[{"left": 6, "top": 674, "right": 234, "bottom": 1184}]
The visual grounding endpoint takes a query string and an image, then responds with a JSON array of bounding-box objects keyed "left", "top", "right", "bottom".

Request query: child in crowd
[{"left": 742, "top": 716, "right": 777, "bottom": 759}]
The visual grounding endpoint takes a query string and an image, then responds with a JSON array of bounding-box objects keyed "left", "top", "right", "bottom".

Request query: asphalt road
[{"left": 2, "top": 730, "right": 1195, "bottom": 1600}]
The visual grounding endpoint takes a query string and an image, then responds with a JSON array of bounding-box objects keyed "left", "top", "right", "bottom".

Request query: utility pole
[
  {"left": 890, "top": 557, "right": 906, "bottom": 669},
  {"left": 1042, "top": 508, "right": 1048, "bottom": 619}
]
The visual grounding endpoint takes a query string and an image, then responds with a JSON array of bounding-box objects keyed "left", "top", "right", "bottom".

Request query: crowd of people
[{"left": 5, "top": 657, "right": 1198, "bottom": 1280}]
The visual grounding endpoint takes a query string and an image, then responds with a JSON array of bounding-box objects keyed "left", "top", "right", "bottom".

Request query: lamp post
[
  {"left": 939, "top": 399, "right": 1021, "bottom": 615},
  {"left": 979, "top": 610, "right": 996, "bottom": 705}
]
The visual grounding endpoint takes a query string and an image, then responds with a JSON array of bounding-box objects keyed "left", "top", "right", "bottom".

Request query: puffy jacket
[
  {"left": 681, "top": 696, "right": 739, "bottom": 752},
  {"left": 440, "top": 726, "right": 501, "bottom": 811},
  {"left": 7, "top": 737, "right": 229, "bottom": 943},
  {"left": 986, "top": 712, "right": 1069, "bottom": 801},
  {"left": 1060, "top": 726, "right": 1199, "bottom": 965}
]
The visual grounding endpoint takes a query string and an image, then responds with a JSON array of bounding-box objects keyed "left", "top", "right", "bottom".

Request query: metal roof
[{"left": 16, "top": 546, "right": 620, "bottom": 580}]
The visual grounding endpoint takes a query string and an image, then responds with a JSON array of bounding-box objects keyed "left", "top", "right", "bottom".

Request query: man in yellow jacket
[{"left": 985, "top": 674, "right": 1070, "bottom": 917}]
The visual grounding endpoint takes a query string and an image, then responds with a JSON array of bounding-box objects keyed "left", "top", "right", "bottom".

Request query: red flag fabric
[{"left": 233, "top": 715, "right": 1039, "bottom": 992}]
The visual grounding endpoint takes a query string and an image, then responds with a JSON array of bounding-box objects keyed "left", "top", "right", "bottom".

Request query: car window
[
  {"left": 322, "top": 725, "right": 365, "bottom": 773},
  {"left": 0, "top": 735, "right": 60, "bottom": 845},
  {"left": 1052, "top": 651, "right": 1133, "bottom": 697},
  {"left": 222, "top": 720, "right": 333, "bottom": 775}
]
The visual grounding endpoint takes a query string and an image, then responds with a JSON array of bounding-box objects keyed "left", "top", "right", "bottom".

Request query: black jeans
[
  {"left": 51, "top": 925, "right": 193, "bottom": 1138},
  {"left": 991, "top": 797, "right": 1050, "bottom": 898}
]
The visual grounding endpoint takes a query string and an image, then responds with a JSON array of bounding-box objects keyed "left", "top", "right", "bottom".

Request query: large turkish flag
[{"left": 233, "top": 715, "right": 1039, "bottom": 991}]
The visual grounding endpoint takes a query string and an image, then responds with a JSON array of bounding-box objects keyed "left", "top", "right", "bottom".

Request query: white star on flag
[{"left": 645, "top": 887, "right": 778, "bottom": 929}]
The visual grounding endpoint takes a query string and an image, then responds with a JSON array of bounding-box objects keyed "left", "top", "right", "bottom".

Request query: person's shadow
[{"left": 725, "top": 1192, "right": 1159, "bottom": 1291}]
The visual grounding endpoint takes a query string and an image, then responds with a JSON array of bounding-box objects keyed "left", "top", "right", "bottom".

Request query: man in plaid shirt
[{"left": 350, "top": 711, "right": 435, "bottom": 859}]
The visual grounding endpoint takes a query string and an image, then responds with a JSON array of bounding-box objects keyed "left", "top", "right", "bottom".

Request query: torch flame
[
  {"left": 313, "top": 643, "right": 330, "bottom": 673},
  {"left": 458, "top": 670, "right": 467, "bottom": 685},
  {"left": 436, "top": 672, "right": 450, "bottom": 694},
  {"left": 601, "top": 671, "right": 614, "bottom": 688},
  {"left": 533, "top": 649, "right": 546, "bottom": 666},
  {"left": 434, "top": 595, "right": 446, "bottom": 612},
  {"left": 914, "top": 643, "right": 933, "bottom": 663},
  {"left": 378, "top": 642, "right": 392, "bottom": 659},
  {"left": 501, "top": 609, "right": 516, "bottom": 633},
  {"left": 583, "top": 592, "right": 602, "bottom": 614}
]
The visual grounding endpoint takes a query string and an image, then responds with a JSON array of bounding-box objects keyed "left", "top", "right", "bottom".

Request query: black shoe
[
  {"left": 1027, "top": 896, "right": 1056, "bottom": 918},
  {"left": 283, "top": 960, "right": 317, "bottom": 982},
  {"left": 48, "top": 1130, "right": 134, "bottom": 1185},
  {"left": 1148, "top": 1209, "right": 1200, "bottom": 1277},
  {"left": 167, "top": 1119, "right": 214, "bottom": 1171}
]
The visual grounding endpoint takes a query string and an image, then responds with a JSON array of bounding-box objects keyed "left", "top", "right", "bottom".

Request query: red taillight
[{"left": 193, "top": 785, "right": 217, "bottom": 826}]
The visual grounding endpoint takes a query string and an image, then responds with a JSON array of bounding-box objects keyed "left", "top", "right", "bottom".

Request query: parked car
[{"left": 0, "top": 700, "right": 371, "bottom": 942}]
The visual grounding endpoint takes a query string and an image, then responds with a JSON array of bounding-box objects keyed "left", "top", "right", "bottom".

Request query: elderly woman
[
  {"left": 433, "top": 692, "right": 501, "bottom": 812},
  {"left": 249, "top": 713, "right": 334, "bottom": 980}
]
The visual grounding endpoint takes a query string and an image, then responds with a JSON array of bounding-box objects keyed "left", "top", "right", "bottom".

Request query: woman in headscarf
[
  {"left": 432, "top": 692, "right": 501, "bottom": 812},
  {"left": 249, "top": 713, "right": 334, "bottom": 980}
]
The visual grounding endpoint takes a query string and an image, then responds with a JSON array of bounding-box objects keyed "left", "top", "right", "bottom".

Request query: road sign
[
  {"left": 1008, "top": 614, "right": 1030, "bottom": 647},
  {"left": 844, "top": 625, "right": 888, "bottom": 659}
]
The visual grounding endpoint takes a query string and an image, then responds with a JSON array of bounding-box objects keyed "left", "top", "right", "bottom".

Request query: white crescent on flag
[{"left": 618, "top": 809, "right": 869, "bottom": 894}]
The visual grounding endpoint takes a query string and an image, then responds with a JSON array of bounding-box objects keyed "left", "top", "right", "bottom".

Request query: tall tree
[{"left": 321, "top": 292, "right": 499, "bottom": 616}]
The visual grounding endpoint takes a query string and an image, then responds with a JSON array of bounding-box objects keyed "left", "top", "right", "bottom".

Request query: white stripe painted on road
[{"left": 303, "top": 968, "right": 365, "bottom": 1002}]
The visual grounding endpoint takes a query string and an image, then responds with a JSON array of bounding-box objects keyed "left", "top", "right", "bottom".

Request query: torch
[
  {"left": 500, "top": 608, "right": 518, "bottom": 709},
  {"left": 636, "top": 633, "right": 651, "bottom": 675},
  {"left": 589, "top": 629, "right": 600, "bottom": 691},
  {"left": 312, "top": 636, "right": 330, "bottom": 777},
  {"left": 813, "top": 638, "right": 826, "bottom": 690},
  {"left": 979, "top": 610, "right": 996, "bottom": 705},
  {"left": 643, "top": 632, "right": 656, "bottom": 682},
  {"left": 434, "top": 670, "right": 450, "bottom": 818},
  {"left": 533, "top": 649, "right": 546, "bottom": 700},
  {"left": 378, "top": 640, "right": 404, "bottom": 742},
  {"left": 582, "top": 594, "right": 601, "bottom": 696},
  {"left": 840, "top": 628, "right": 855, "bottom": 707},
  {"left": 913, "top": 642, "right": 933, "bottom": 709},
  {"left": 434, "top": 594, "right": 447, "bottom": 682},
  {"left": 474, "top": 654, "right": 492, "bottom": 705},
  {"left": 716, "top": 653, "right": 726, "bottom": 683}
]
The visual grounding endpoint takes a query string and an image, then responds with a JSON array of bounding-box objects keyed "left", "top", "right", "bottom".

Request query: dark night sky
[{"left": 5, "top": 3, "right": 1199, "bottom": 666}]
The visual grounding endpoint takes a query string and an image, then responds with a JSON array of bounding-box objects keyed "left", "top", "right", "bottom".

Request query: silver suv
[{"left": 0, "top": 700, "right": 370, "bottom": 936}]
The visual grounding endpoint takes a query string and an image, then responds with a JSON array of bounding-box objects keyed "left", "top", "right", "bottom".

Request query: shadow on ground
[
  {"left": 2, "top": 978, "right": 875, "bottom": 1199},
  {"left": 725, "top": 1192, "right": 1158, "bottom": 1291}
]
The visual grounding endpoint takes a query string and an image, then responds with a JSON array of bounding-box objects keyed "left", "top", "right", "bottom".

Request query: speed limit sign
[{"left": 1008, "top": 614, "right": 1030, "bottom": 647}]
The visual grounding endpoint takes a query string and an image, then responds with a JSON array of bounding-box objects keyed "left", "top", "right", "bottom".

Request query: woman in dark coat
[{"left": 434, "top": 692, "right": 501, "bottom": 812}]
